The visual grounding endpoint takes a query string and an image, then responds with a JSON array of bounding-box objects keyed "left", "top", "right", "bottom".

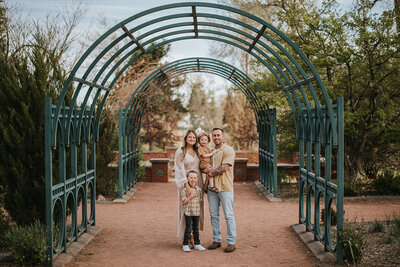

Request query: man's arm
[
  {"left": 208, "top": 163, "right": 231, "bottom": 177},
  {"left": 182, "top": 189, "right": 196, "bottom": 205}
]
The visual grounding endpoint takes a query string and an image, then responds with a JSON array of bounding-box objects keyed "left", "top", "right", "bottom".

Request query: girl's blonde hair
[{"left": 197, "top": 132, "right": 210, "bottom": 144}]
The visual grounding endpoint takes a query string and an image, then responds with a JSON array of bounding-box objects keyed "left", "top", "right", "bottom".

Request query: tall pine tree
[{"left": 0, "top": 5, "right": 74, "bottom": 224}]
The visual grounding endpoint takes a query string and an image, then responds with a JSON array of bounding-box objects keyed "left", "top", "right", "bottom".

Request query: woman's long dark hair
[{"left": 180, "top": 129, "right": 198, "bottom": 160}]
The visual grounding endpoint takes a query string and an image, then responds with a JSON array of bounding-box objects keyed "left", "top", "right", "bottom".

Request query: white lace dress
[{"left": 174, "top": 147, "right": 204, "bottom": 238}]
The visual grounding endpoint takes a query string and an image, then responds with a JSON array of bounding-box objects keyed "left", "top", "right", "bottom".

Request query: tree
[
  {"left": 247, "top": 0, "right": 400, "bottom": 180},
  {"left": 106, "top": 43, "right": 188, "bottom": 151},
  {"left": 96, "top": 102, "right": 118, "bottom": 197},
  {"left": 187, "top": 75, "right": 223, "bottom": 132},
  {"left": 0, "top": 2, "right": 82, "bottom": 224},
  {"left": 140, "top": 76, "right": 187, "bottom": 150},
  {"left": 222, "top": 90, "right": 258, "bottom": 150}
]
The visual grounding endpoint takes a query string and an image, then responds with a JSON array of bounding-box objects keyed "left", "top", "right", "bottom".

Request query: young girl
[
  {"left": 197, "top": 132, "right": 219, "bottom": 193},
  {"left": 181, "top": 170, "right": 206, "bottom": 252}
]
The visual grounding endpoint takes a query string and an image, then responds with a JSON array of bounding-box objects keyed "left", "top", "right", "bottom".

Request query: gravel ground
[{"left": 63, "top": 182, "right": 400, "bottom": 267}]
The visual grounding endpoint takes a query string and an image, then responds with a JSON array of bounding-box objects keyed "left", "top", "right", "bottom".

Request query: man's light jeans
[{"left": 207, "top": 191, "right": 236, "bottom": 245}]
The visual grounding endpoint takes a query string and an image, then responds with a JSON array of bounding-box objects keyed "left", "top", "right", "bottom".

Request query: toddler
[
  {"left": 181, "top": 170, "right": 206, "bottom": 252},
  {"left": 197, "top": 132, "right": 219, "bottom": 193}
]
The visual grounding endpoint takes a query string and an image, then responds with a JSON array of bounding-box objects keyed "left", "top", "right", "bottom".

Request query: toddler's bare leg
[{"left": 209, "top": 177, "right": 214, "bottom": 188}]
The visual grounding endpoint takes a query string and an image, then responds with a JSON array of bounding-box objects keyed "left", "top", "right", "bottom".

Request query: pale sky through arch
[{"left": 12, "top": 0, "right": 390, "bottom": 104}]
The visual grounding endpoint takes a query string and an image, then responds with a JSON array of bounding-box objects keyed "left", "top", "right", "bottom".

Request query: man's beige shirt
[{"left": 212, "top": 143, "right": 235, "bottom": 192}]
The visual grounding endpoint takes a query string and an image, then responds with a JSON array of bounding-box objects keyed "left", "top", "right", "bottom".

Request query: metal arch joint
[
  {"left": 228, "top": 68, "right": 236, "bottom": 80},
  {"left": 283, "top": 76, "right": 316, "bottom": 91},
  {"left": 248, "top": 25, "right": 266, "bottom": 53},
  {"left": 192, "top": 6, "right": 199, "bottom": 38},
  {"left": 121, "top": 25, "right": 147, "bottom": 54},
  {"left": 72, "top": 77, "right": 111, "bottom": 92}
]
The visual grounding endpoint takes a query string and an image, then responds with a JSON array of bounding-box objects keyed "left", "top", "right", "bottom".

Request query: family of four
[{"left": 174, "top": 128, "right": 236, "bottom": 253}]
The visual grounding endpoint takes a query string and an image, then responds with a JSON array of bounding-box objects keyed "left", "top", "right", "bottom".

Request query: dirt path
[{"left": 67, "top": 182, "right": 400, "bottom": 267}]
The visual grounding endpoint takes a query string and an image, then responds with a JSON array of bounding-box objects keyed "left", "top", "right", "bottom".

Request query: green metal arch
[
  {"left": 124, "top": 57, "right": 270, "bottom": 134},
  {"left": 45, "top": 2, "right": 344, "bottom": 265},
  {"left": 51, "top": 1, "right": 338, "bottom": 149}
]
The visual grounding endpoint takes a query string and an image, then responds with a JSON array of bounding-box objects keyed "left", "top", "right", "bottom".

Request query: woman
[{"left": 174, "top": 130, "right": 204, "bottom": 240}]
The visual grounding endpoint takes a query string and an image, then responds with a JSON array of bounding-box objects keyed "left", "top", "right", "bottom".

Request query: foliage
[
  {"left": 0, "top": 2, "right": 78, "bottom": 225},
  {"left": 0, "top": 189, "right": 11, "bottom": 249},
  {"left": 4, "top": 220, "right": 49, "bottom": 265},
  {"left": 229, "top": 0, "right": 400, "bottom": 182},
  {"left": 371, "top": 220, "right": 384, "bottom": 233},
  {"left": 96, "top": 105, "right": 118, "bottom": 198},
  {"left": 222, "top": 90, "right": 258, "bottom": 150},
  {"left": 373, "top": 170, "right": 400, "bottom": 195},
  {"left": 136, "top": 148, "right": 145, "bottom": 181},
  {"left": 340, "top": 223, "right": 364, "bottom": 264},
  {"left": 187, "top": 75, "right": 223, "bottom": 133},
  {"left": 140, "top": 74, "right": 187, "bottom": 150},
  {"left": 111, "top": 44, "right": 187, "bottom": 151},
  {"left": 392, "top": 213, "right": 400, "bottom": 238},
  {"left": 344, "top": 179, "right": 362, "bottom": 197},
  {"left": 321, "top": 207, "right": 338, "bottom": 226}
]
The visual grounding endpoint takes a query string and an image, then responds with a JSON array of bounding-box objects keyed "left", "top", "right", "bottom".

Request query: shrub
[
  {"left": 321, "top": 207, "right": 337, "bottom": 226},
  {"left": 373, "top": 170, "right": 400, "bottom": 195},
  {"left": 136, "top": 148, "right": 145, "bottom": 181},
  {"left": 4, "top": 220, "right": 49, "bottom": 265},
  {"left": 392, "top": 214, "right": 400, "bottom": 238},
  {"left": 340, "top": 224, "right": 364, "bottom": 264},
  {"left": 96, "top": 106, "right": 118, "bottom": 198},
  {"left": 344, "top": 179, "right": 362, "bottom": 196},
  {"left": 0, "top": 190, "right": 11, "bottom": 249},
  {"left": 371, "top": 220, "right": 384, "bottom": 233},
  {"left": 321, "top": 208, "right": 345, "bottom": 226}
]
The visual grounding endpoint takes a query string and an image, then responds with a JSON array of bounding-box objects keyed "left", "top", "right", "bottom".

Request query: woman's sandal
[{"left": 208, "top": 186, "right": 219, "bottom": 193}]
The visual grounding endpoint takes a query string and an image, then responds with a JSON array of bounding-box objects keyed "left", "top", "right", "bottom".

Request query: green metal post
[
  {"left": 71, "top": 140, "right": 78, "bottom": 238},
  {"left": 81, "top": 141, "right": 88, "bottom": 231},
  {"left": 272, "top": 108, "right": 278, "bottom": 197},
  {"left": 45, "top": 98, "right": 53, "bottom": 267},
  {"left": 118, "top": 109, "right": 124, "bottom": 198},
  {"left": 324, "top": 133, "right": 332, "bottom": 250},
  {"left": 91, "top": 140, "right": 96, "bottom": 225},
  {"left": 59, "top": 136, "right": 67, "bottom": 251},
  {"left": 336, "top": 97, "right": 344, "bottom": 265}
]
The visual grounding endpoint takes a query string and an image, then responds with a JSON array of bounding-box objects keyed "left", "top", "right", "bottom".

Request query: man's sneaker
[
  {"left": 182, "top": 245, "right": 191, "bottom": 252},
  {"left": 208, "top": 241, "right": 221, "bottom": 250},
  {"left": 194, "top": 244, "right": 206, "bottom": 251},
  {"left": 224, "top": 244, "right": 236, "bottom": 253}
]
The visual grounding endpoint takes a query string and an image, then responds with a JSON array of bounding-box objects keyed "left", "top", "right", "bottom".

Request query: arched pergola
[
  {"left": 44, "top": 2, "right": 344, "bottom": 266},
  {"left": 117, "top": 57, "right": 277, "bottom": 199}
]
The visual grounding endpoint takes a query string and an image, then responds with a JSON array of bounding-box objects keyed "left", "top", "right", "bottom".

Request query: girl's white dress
[{"left": 174, "top": 147, "right": 204, "bottom": 238}]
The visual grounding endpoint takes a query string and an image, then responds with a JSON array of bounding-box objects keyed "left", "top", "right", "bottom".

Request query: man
[{"left": 207, "top": 127, "right": 236, "bottom": 253}]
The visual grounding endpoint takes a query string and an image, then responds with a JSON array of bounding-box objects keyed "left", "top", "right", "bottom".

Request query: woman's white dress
[{"left": 174, "top": 147, "right": 204, "bottom": 238}]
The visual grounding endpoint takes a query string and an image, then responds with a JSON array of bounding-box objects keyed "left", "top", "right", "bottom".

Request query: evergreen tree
[
  {"left": 187, "top": 76, "right": 222, "bottom": 132},
  {"left": 0, "top": 4, "right": 76, "bottom": 224},
  {"left": 96, "top": 105, "right": 118, "bottom": 197},
  {"left": 222, "top": 90, "right": 258, "bottom": 150}
]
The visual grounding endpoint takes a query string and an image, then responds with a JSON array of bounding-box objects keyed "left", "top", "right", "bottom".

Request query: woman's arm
[{"left": 174, "top": 148, "right": 192, "bottom": 194}]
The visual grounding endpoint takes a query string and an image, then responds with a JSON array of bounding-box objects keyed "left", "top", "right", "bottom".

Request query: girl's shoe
[
  {"left": 194, "top": 244, "right": 206, "bottom": 251},
  {"left": 182, "top": 245, "right": 191, "bottom": 252}
]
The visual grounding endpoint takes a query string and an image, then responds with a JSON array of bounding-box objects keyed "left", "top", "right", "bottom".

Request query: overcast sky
[{"left": 11, "top": 0, "right": 392, "bottom": 103}]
